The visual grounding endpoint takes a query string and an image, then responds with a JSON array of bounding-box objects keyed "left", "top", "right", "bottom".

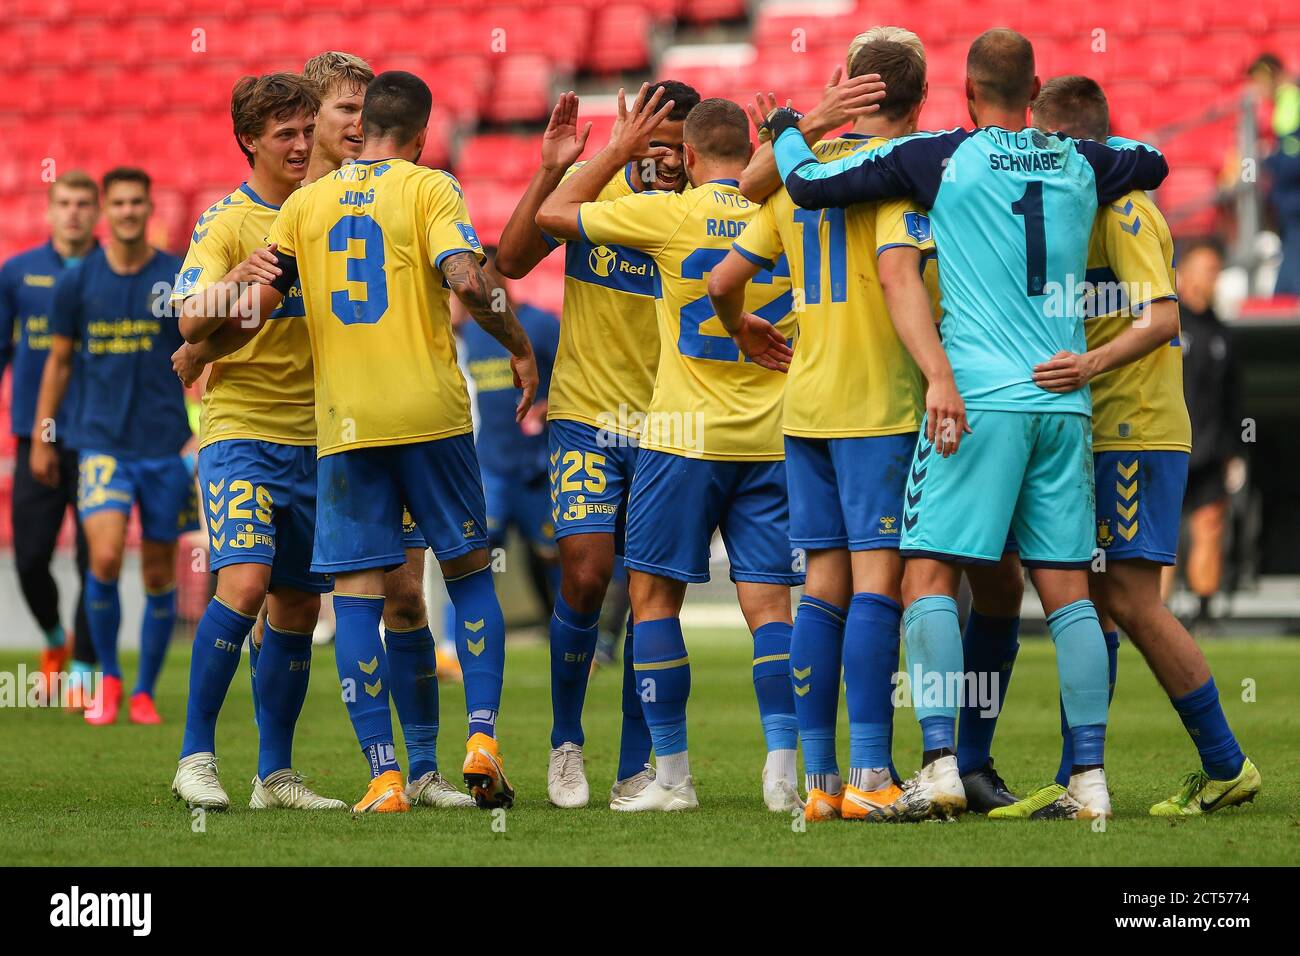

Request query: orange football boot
[
  {"left": 353, "top": 770, "right": 410, "bottom": 813},
  {"left": 463, "top": 732, "right": 515, "bottom": 809},
  {"left": 435, "top": 646, "right": 462, "bottom": 683},
  {"left": 804, "top": 787, "right": 844, "bottom": 822},
  {"left": 129, "top": 691, "right": 163, "bottom": 724},
  {"left": 38, "top": 645, "right": 69, "bottom": 701},
  {"left": 84, "top": 674, "right": 122, "bottom": 725},
  {"left": 841, "top": 781, "right": 906, "bottom": 821}
]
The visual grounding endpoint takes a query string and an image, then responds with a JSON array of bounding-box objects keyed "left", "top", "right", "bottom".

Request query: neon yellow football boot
[{"left": 1149, "top": 758, "right": 1261, "bottom": 817}]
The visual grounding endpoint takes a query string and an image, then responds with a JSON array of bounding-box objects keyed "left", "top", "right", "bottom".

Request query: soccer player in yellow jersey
[
  {"left": 214, "top": 71, "right": 538, "bottom": 813},
  {"left": 298, "top": 52, "right": 475, "bottom": 809},
  {"left": 988, "top": 77, "right": 1258, "bottom": 820},
  {"left": 538, "top": 90, "right": 801, "bottom": 813},
  {"left": 710, "top": 34, "right": 940, "bottom": 822},
  {"left": 167, "top": 73, "right": 348, "bottom": 812},
  {"left": 497, "top": 82, "right": 700, "bottom": 808},
  {"left": 174, "top": 55, "right": 476, "bottom": 810}
]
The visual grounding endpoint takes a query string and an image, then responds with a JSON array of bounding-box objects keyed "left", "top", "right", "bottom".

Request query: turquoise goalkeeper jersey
[{"left": 774, "top": 124, "right": 1168, "bottom": 416}]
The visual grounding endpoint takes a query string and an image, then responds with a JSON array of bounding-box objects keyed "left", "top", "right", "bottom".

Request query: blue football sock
[
  {"left": 617, "top": 616, "right": 652, "bottom": 780},
  {"left": 1171, "top": 678, "right": 1246, "bottom": 780},
  {"left": 1048, "top": 599, "right": 1109, "bottom": 770},
  {"left": 134, "top": 586, "right": 176, "bottom": 697},
  {"left": 180, "top": 597, "right": 254, "bottom": 758},
  {"left": 632, "top": 617, "right": 690, "bottom": 757},
  {"left": 333, "top": 593, "right": 398, "bottom": 777},
  {"left": 254, "top": 622, "right": 312, "bottom": 778},
  {"left": 1057, "top": 629, "right": 1118, "bottom": 785},
  {"left": 446, "top": 565, "right": 506, "bottom": 738},
  {"left": 249, "top": 628, "right": 261, "bottom": 727},
  {"left": 84, "top": 573, "right": 122, "bottom": 680},
  {"left": 385, "top": 624, "right": 440, "bottom": 780},
  {"left": 43, "top": 624, "right": 67, "bottom": 649},
  {"left": 790, "top": 596, "right": 845, "bottom": 779},
  {"left": 549, "top": 594, "right": 600, "bottom": 748},
  {"left": 956, "top": 610, "right": 1020, "bottom": 774},
  {"left": 844, "top": 592, "right": 901, "bottom": 770},
  {"left": 903, "top": 595, "right": 963, "bottom": 754},
  {"left": 752, "top": 621, "right": 797, "bottom": 752}
]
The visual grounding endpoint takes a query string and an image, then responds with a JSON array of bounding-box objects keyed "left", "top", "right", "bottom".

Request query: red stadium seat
[
  {"left": 458, "top": 134, "right": 540, "bottom": 183},
  {"left": 485, "top": 54, "right": 553, "bottom": 124},
  {"left": 588, "top": 4, "right": 653, "bottom": 74},
  {"left": 680, "top": 0, "right": 747, "bottom": 24}
]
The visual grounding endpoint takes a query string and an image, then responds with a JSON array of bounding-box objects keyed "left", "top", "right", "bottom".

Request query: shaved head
[{"left": 967, "top": 28, "right": 1037, "bottom": 110}]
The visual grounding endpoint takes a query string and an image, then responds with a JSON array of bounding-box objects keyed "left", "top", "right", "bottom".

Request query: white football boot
[
  {"left": 547, "top": 742, "right": 590, "bottom": 808},
  {"left": 1067, "top": 767, "right": 1113, "bottom": 819},
  {"left": 609, "top": 764, "right": 656, "bottom": 806},
  {"left": 762, "top": 765, "right": 804, "bottom": 812},
  {"left": 172, "top": 752, "right": 230, "bottom": 811},
  {"left": 610, "top": 774, "right": 699, "bottom": 813},
  {"left": 250, "top": 769, "right": 347, "bottom": 810},
  {"left": 406, "top": 771, "right": 476, "bottom": 808},
  {"left": 867, "top": 755, "right": 967, "bottom": 822}
]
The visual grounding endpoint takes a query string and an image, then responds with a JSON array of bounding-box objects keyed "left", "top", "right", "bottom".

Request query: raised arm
[
  {"left": 1077, "top": 136, "right": 1170, "bottom": 205},
  {"left": 442, "top": 250, "right": 538, "bottom": 422},
  {"left": 536, "top": 83, "right": 674, "bottom": 242},
  {"left": 738, "top": 68, "right": 887, "bottom": 202},
  {"left": 770, "top": 112, "right": 943, "bottom": 210},
  {"left": 496, "top": 92, "right": 591, "bottom": 279}
]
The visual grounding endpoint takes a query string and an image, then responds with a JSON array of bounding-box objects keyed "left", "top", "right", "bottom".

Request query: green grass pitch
[{"left": 0, "top": 632, "right": 1295, "bottom": 866}]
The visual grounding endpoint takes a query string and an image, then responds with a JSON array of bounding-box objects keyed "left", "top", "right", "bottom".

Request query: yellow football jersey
[
  {"left": 733, "top": 134, "right": 938, "bottom": 438},
  {"left": 171, "top": 184, "right": 315, "bottom": 449},
  {"left": 267, "top": 158, "right": 482, "bottom": 457},
  {"left": 1084, "top": 190, "right": 1190, "bottom": 451},
  {"left": 578, "top": 178, "right": 797, "bottom": 461},
  {"left": 544, "top": 163, "right": 660, "bottom": 437}
]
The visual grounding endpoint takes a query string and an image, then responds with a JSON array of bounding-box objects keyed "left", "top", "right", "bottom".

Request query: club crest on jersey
[
  {"left": 174, "top": 266, "right": 203, "bottom": 297},
  {"left": 903, "top": 212, "right": 931, "bottom": 243},
  {"left": 589, "top": 245, "right": 617, "bottom": 277},
  {"left": 457, "top": 221, "right": 482, "bottom": 250},
  {"left": 1096, "top": 519, "right": 1115, "bottom": 548}
]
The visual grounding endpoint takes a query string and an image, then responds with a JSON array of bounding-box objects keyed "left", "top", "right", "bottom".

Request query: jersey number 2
[{"left": 328, "top": 214, "right": 389, "bottom": 324}]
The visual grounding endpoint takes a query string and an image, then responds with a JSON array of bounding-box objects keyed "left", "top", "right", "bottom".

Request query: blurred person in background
[
  {"left": 33, "top": 167, "right": 197, "bottom": 726},
  {"left": 1171, "top": 239, "right": 1244, "bottom": 631},
  {"left": 1249, "top": 55, "right": 1300, "bottom": 294},
  {"left": 0, "top": 171, "right": 99, "bottom": 704}
]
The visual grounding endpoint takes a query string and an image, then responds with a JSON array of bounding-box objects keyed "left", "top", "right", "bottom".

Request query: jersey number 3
[{"left": 329, "top": 214, "right": 390, "bottom": 324}]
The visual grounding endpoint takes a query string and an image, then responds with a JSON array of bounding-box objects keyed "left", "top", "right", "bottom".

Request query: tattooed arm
[{"left": 442, "top": 251, "right": 538, "bottom": 422}]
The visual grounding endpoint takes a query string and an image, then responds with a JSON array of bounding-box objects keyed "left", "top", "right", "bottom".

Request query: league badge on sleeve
[
  {"left": 174, "top": 266, "right": 203, "bottom": 297},
  {"left": 457, "top": 222, "right": 483, "bottom": 250},
  {"left": 904, "top": 211, "right": 932, "bottom": 244}
]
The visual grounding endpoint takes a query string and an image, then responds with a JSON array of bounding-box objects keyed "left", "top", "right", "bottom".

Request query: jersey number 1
[{"left": 1010, "top": 180, "right": 1046, "bottom": 296}]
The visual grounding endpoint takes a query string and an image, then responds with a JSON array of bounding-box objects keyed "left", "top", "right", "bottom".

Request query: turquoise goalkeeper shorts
[{"left": 900, "top": 409, "right": 1095, "bottom": 568}]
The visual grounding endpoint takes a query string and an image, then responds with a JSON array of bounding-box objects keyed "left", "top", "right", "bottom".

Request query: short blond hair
[
  {"left": 302, "top": 51, "right": 374, "bottom": 100},
  {"left": 50, "top": 169, "right": 98, "bottom": 203},
  {"left": 846, "top": 26, "right": 925, "bottom": 70}
]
